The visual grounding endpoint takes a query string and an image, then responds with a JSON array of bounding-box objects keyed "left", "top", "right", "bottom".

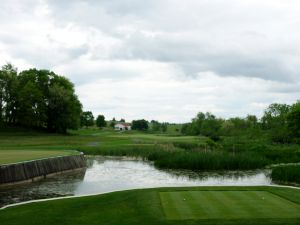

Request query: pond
[{"left": 0, "top": 156, "right": 272, "bottom": 207}]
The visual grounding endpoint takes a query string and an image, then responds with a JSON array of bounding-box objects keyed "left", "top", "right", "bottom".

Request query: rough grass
[
  {"left": 1, "top": 128, "right": 299, "bottom": 170},
  {"left": 271, "top": 165, "right": 300, "bottom": 184},
  {"left": 0, "top": 186, "right": 300, "bottom": 225},
  {"left": 154, "top": 151, "right": 269, "bottom": 170}
]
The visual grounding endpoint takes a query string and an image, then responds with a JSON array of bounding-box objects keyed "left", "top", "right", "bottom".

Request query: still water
[{"left": 0, "top": 156, "right": 272, "bottom": 207}]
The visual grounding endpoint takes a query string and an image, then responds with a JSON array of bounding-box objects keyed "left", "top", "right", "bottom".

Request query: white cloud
[{"left": 0, "top": 0, "right": 300, "bottom": 122}]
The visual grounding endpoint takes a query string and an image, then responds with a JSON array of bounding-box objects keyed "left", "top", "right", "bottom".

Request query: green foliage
[
  {"left": 287, "top": 101, "right": 300, "bottom": 140},
  {"left": 154, "top": 151, "right": 268, "bottom": 170},
  {"left": 81, "top": 111, "right": 94, "bottom": 127},
  {"left": 0, "top": 63, "right": 18, "bottom": 124},
  {"left": 181, "top": 112, "right": 222, "bottom": 140},
  {"left": 96, "top": 114, "right": 106, "bottom": 128},
  {"left": 271, "top": 165, "right": 300, "bottom": 184},
  {"left": 0, "top": 63, "right": 82, "bottom": 133},
  {"left": 132, "top": 119, "right": 149, "bottom": 131},
  {"left": 262, "top": 103, "right": 291, "bottom": 143},
  {"left": 150, "top": 120, "right": 167, "bottom": 133}
]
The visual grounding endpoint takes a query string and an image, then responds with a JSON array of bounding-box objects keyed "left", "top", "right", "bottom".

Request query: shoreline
[{"left": 1, "top": 184, "right": 300, "bottom": 211}]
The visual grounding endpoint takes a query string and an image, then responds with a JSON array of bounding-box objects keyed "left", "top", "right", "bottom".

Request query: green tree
[
  {"left": 0, "top": 63, "right": 18, "bottom": 124},
  {"left": 262, "top": 103, "right": 291, "bottom": 143},
  {"left": 96, "top": 115, "right": 106, "bottom": 128},
  {"left": 132, "top": 119, "right": 148, "bottom": 131},
  {"left": 200, "top": 113, "right": 222, "bottom": 141},
  {"left": 287, "top": 101, "right": 300, "bottom": 140},
  {"left": 0, "top": 63, "right": 82, "bottom": 133},
  {"left": 80, "top": 111, "right": 94, "bottom": 127},
  {"left": 150, "top": 120, "right": 168, "bottom": 133},
  {"left": 47, "top": 83, "right": 82, "bottom": 133}
]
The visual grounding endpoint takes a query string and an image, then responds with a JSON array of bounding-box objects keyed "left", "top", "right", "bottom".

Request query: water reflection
[{"left": 0, "top": 156, "right": 272, "bottom": 207}]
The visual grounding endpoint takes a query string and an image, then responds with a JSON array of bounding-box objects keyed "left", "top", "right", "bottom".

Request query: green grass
[
  {"left": 271, "top": 165, "right": 300, "bottom": 184},
  {"left": 1, "top": 186, "right": 300, "bottom": 225},
  {"left": 1, "top": 127, "right": 299, "bottom": 170},
  {"left": 0, "top": 150, "right": 78, "bottom": 164},
  {"left": 160, "top": 191, "right": 300, "bottom": 220}
]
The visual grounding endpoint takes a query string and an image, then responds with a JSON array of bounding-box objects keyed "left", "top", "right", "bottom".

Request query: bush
[{"left": 271, "top": 165, "right": 300, "bottom": 184}]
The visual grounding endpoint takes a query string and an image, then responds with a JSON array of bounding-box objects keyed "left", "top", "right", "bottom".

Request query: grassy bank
[
  {"left": 271, "top": 165, "right": 300, "bottom": 184},
  {"left": 1, "top": 128, "right": 300, "bottom": 170},
  {"left": 1, "top": 186, "right": 300, "bottom": 225},
  {"left": 0, "top": 150, "right": 77, "bottom": 164}
]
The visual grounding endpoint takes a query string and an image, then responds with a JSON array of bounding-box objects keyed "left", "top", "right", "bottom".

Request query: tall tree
[
  {"left": 0, "top": 63, "right": 18, "bottom": 124},
  {"left": 262, "top": 103, "right": 291, "bottom": 143},
  {"left": 96, "top": 115, "right": 106, "bottom": 128},
  {"left": 287, "top": 101, "right": 300, "bottom": 140},
  {"left": 0, "top": 63, "right": 82, "bottom": 133},
  {"left": 80, "top": 111, "right": 94, "bottom": 127}
]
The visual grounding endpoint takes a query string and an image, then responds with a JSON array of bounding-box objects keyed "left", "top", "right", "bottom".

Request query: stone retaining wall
[{"left": 0, "top": 154, "right": 86, "bottom": 185}]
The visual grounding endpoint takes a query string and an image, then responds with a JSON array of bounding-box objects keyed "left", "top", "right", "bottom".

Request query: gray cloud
[{"left": 1, "top": 0, "right": 300, "bottom": 121}]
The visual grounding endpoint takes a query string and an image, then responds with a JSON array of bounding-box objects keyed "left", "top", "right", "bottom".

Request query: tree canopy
[
  {"left": 132, "top": 119, "right": 149, "bottom": 131},
  {"left": 0, "top": 63, "right": 82, "bottom": 133},
  {"left": 81, "top": 111, "right": 94, "bottom": 127},
  {"left": 96, "top": 114, "right": 106, "bottom": 128}
]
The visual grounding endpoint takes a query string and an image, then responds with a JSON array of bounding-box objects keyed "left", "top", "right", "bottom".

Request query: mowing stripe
[
  {"left": 185, "top": 191, "right": 208, "bottom": 219},
  {"left": 178, "top": 191, "right": 201, "bottom": 219},
  {"left": 159, "top": 192, "right": 182, "bottom": 220},
  {"left": 160, "top": 190, "right": 300, "bottom": 220},
  {"left": 253, "top": 191, "right": 300, "bottom": 217},
  {"left": 226, "top": 191, "right": 263, "bottom": 218},
  {"left": 213, "top": 191, "right": 254, "bottom": 218}
]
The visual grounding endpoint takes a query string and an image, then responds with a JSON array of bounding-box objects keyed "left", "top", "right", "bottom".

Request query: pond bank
[
  {"left": 0, "top": 156, "right": 271, "bottom": 207},
  {"left": 0, "top": 154, "right": 86, "bottom": 186}
]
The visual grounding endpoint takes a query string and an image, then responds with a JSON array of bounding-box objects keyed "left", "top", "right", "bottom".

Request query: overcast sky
[{"left": 0, "top": 0, "right": 299, "bottom": 122}]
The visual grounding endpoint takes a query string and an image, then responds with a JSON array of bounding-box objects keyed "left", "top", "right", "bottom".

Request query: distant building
[{"left": 114, "top": 123, "right": 131, "bottom": 131}]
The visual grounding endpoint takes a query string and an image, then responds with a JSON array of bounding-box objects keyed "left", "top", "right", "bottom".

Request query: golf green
[{"left": 159, "top": 191, "right": 300, "bottom": 220}]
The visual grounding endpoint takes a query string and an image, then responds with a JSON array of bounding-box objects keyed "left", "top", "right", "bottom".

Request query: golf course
[
  {"left": 1, "top": 186, "right": 300, "bottom": 225},
  {"left": 1, "top": 62, "right": 300, "bottom": 225},
  {"left": 0, "top": 150, "right": 78, "bottom": 165}
]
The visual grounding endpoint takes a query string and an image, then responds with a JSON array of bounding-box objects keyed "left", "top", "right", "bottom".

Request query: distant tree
[
  {"left": 161, "top": 123, "right": 168, "bottom": 132},
  {"left": 132, "top": 119, "right": 149, "bottom": 131},
  {"left": 110, "top": 121, "right": 116, "bottom": 128},
  {"left": 287, "top": 101, "right": 300, "bottom": 140},
  {"left": 200, "top": 113, "right": 222, "bottom": 141},
  {"left": 120, "top": 118, "right": 125, "bottom": 122},
  {"left": 181, "top": 112, "right": 222, "bottom": 140},
  {"left": 151, "top": 120, "right": 160, "bottom": 132},
  {"left": 96, "top": 114, "right": 106, "bottom": 128},
  {"left": 150, "top": 120, "right": 168, "bottom": 133},
  {"left": 80, "top": 111, "right": 94, "bottom": 127},
  {"left": 246, "top": 115, "right": 258, "bottom": 127},
  {"left": 262, "top": 103, "right": 290, "bottom": 129},
  {"left": 262, "top": 103, "right": 291, "bottom": 143}
]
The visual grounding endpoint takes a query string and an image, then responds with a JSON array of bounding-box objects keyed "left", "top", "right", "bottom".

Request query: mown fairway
[
  {"left": 0, "top": 186, "right": 300, "bottom": 225},
  {"left": 0, "top": 128, "right": 205, "bottom": 165},
  {"left": 160, "top": 190, "right": 300, "bottom": 220},
  {"left": 0, "top": 150, "right": 76, "bottom": 164}
]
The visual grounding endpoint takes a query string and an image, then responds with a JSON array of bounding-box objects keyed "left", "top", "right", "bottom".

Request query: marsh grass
[
  {"left": 1, "top": 128, "right": 300, "bottom": 171},
  {"left": 271, "top": 165, "right": 300, "bottom": 184}
]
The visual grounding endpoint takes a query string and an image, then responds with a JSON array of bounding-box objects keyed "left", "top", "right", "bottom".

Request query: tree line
[
  {"left": 0, "top": 63, "right": 82, "bottom": 133},
  {"left": 181, "top": 101, "right": 300, "bottom": 143}
]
